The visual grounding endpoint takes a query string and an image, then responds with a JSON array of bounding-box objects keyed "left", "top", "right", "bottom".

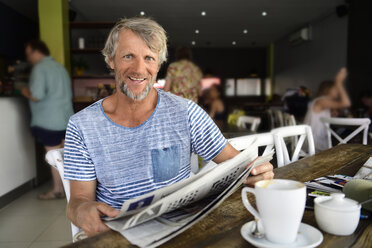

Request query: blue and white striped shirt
[{"left": 64, "top": 90, "right": 227, "bottom": 209}]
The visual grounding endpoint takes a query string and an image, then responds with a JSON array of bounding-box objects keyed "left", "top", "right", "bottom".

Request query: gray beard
[{"left": 117, "top": 77, "right": 154, "bottom": 101}]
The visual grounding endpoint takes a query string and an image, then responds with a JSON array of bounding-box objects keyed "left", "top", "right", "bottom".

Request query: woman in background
[
  {"left": 304, "top": 67, "right": 351, "bottom": 151},
  {"left": 164, "top": 47, "right": 202, "bottom": 102},
  {"left": 203, "top": 85, "right": 226, "bottom": 130}
]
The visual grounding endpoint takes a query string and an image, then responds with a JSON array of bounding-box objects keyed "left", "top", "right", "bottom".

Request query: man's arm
[
  {"left": 213, "top": 143, "right": 274, "bottom": 186},
  {"left": 21, "top": 86, "right": 40, "bottom": 102},
  {"left": 163, "top": 78, "right": 171, "bottom": 91},
  {"left": 67, "top": 180, "right": 119, "bottom": 237},
  {"left": 64, "top": 120, "right": 119, "bottom": 237}
]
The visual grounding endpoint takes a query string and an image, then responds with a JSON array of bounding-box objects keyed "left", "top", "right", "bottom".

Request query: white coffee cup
[{"left": 241, "top": 179, "right": 306, "bottom": 244}]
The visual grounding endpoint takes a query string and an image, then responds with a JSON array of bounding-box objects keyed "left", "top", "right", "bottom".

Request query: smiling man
[{"left": 64, "top": 17, "right": 274, "bottom": 237}]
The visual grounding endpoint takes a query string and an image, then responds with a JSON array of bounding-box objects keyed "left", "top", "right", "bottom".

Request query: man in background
[
  {"left": 22, "top": 40, "right": 74, "bottom": 200},
  {"left": 164, "top": 46, "right": 202, "bottom": 102}
]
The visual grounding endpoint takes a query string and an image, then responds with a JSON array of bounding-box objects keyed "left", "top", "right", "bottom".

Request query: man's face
[
  {"left": 25, "top": 46, "right": 38, "bottom": 65},
  {"left": 109, "top": 29, "right": 159, "bottom": 101}
]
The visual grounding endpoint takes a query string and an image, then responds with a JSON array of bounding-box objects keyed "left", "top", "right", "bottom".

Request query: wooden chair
[
  {"left": 236, "top": 116, "right": 261, "bottom": 132},
  {"left": 45, "top": 149, "right": 80, "bottom": 241},
  {"left": 272, "top": 125, "right": 315, "bottom": 167},
  {"left": 320, "top": 117, "right": 371, "bottom": 148}
]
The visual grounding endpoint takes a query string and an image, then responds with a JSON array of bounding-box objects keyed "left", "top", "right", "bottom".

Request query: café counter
[{"left": 0, "top": 96, "right": 36, "bottom": 203}]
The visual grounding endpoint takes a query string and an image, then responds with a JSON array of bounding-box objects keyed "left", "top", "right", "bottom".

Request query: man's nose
[{"left": 132, "top": 58, "right": 146, "bottom": 75}]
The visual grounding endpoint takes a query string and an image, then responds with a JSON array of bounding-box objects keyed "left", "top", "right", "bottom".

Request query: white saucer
[{"left": 240, "top": 221, "right": 323, "bottom": 248}]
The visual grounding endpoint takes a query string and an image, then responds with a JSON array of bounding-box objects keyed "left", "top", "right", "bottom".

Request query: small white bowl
[{"left": 314, "top": 193, "right": 361, "bottom": 236}]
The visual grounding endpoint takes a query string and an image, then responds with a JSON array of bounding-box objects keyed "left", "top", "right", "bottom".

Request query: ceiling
[{"left": 1, "top": 0, "right": 345, "bottom": 48}]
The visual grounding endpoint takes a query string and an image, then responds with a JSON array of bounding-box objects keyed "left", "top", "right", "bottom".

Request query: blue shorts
[{"left": 31, "top": 126, "right": 66, "bottom": 147}]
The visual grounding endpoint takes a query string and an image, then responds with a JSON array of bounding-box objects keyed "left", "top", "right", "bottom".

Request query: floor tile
[
  {"left": 0, "top": 215, "right": 57, "bottom": 242},
  {"left": 0, "top": 242, "right": 30, "bottom": 248},
  {"left": 36, "top": 214, "right": 72, "bottom": 241},
  {"left": 0, "top": 184, "right": 66, "bottom": 218},
  {"left": 28, "top": 240, "right": 71, "bottom": 248}
]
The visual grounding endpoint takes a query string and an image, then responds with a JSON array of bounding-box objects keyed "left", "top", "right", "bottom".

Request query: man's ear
[{"left": 108, "top": 59, "right": 115, "bottom": 70}]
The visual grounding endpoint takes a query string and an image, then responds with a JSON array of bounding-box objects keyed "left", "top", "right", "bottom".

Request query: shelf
[
  {"left": 70, "top": 48, "right": 103, "bottom": 53},
  {"left": 70, "top": 22, "right": 116, "bottom": 29}
]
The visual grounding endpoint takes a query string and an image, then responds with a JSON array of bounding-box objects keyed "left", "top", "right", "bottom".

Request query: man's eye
[
  {"left": 124, "top": 55, "right": 132, "bottom": 59},
  {"left": 146, "top": 56, "right": 154, "bottom": 61}
]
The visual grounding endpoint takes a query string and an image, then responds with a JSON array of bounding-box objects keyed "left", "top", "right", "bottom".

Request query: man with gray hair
[{"left": 64, "top": 17, "right": 274, "bottom": 237}]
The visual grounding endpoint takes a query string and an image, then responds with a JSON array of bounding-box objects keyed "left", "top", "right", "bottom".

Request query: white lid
[{"left": 318, "top": 193, "right": 360, "bottom": 211}]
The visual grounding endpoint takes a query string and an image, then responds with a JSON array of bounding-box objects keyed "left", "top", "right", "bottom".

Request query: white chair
[
  {"left": 283, "top": 113, "right": 296, "bottom": 126},
  {"left": 45, "top": 149, "right": 80, "bottom": 241},
  {"left": 283, "top": 113, "right": 298, "bottom": 154},
  {"left": 190, "top": 153, "right": 199, "bottom": 174},
  {"left": 272, "top": 125, "right": 315, "bottom": 167},
  {"left": 266, "top": 109, "right": 275, "bottom": 130},
  {"left": 321, "top": 117, "right": 371, "bottom": 148},
  {"left": 237, "top": 116, "right": 261, "bottom": 132},
  {"left": 273, "top": 110, "right": 284, "bottom": 127},
  {"left": 228, "top": 132, "right": 274, "bottom": 156},
  {"left": 198, "top": 132, "right": 275, "bottom": 173}
]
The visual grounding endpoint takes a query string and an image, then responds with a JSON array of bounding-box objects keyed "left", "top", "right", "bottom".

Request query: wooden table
[{"left": 63, "top": 144, "right": 372, "bottom": 248}]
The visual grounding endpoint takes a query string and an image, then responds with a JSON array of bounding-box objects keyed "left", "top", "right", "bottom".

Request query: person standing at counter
[{"left": 21, "top": 40, "right": 74, "bottom": 200}]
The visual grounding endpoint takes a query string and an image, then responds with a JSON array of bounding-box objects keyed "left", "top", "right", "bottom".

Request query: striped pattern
[
  {"left": 64, "top": 90, "right": 227, "bottom": 209},
  {"left": 188, "top": 101, "right": 227, "bottom": 161}
]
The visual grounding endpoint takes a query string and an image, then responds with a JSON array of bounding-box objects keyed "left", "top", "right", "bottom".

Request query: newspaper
[
  {"left": 104, "top": 139, "right": 257, "bottom": 222},
  {"left": 354, "top": 157, "right": 372, "bottom": 180},
  {"left": 117, "top": 153, "right": 273, "bottom": 248},
  {"left": 103, "top": 145, "right": 274, "bottom": 247},
  {"left": 106, "top": 144, "right": 257, "bottom": 230}
]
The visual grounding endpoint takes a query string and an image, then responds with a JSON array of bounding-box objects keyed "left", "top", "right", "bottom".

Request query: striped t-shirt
[{"left": 64, "top": 89, "right": 227, "bottom": 209}]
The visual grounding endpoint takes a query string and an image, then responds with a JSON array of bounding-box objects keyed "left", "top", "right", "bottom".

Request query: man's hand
[
  {"left": 21, "top": 86, "right": 31, "bottom": 98},
  {"left": 75, "top": 201, "right": 120, "bottom": 237},
  {"left": 21, "top": 86, "right": 40, "bottom": 101},
  {"left": 244, "top": 162, "right": 274, "bottom": 186},
  {"left": 213, "top": 143, "right": 274, "bottom": 186}
]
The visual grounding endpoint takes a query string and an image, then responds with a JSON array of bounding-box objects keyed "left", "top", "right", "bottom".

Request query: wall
[
  {"left": 38, "top": 0, "right": 71, "bottom": 72},
  {"left": 72, "top": 46, "right": 267, "bottom": 80},
  {"left": 0, "top": 2, "right": 38, "bottom": 60},
  {"left": 273, "top": 13, "right": 348, "bottom": 96},
  {"left": 347, "top": 0, "right": 372, "bottom": 108},
  {"left": 0, "top": 98, "right": 36, "bottom": 197},
  {"left": 158, "top": 47, "right": 267, "bottom": 79}
]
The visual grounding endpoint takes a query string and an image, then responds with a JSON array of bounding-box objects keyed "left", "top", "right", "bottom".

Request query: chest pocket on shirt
[{"left": 151, "top": 144, "right": 181, "bottom": 183}]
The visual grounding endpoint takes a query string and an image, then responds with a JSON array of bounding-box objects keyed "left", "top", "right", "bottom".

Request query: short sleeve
[
  {"left": 64, "top": 120, "right": 96, "bottom": 181},
  {"left": 29, "top": 66, "right": 46, "bottom": 100},
  {"left": 188, "top": 101, "right": 227, "bottom": 161}
]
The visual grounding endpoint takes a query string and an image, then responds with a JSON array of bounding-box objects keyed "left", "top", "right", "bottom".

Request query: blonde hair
[{"left": 102, "top": 17, "right": 168, "bottom": 66}]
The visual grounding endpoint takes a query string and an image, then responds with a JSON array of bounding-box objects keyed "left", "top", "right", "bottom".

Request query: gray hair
[{"left": 102, "top": 17, "right": 168, "bottom": 66}]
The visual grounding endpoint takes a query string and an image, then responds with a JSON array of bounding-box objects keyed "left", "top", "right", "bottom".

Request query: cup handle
[{"left": 241, "top": 187, "right": 261, "bottom": 220}]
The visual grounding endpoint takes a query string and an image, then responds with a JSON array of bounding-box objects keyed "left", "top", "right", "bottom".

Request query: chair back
[
  {"left": 272, "top": 125, "right": 315, "bottom": 167},
  {"left": 273, "top": 110, "right": 284, "bottom": 127},
  {"left": 237, "top": 116, "right": 261, "bottom": 132},
  {"left": 228, "top": 132, "right": 274, "bottom": 156},
  {"left": 320, "top": 117, "right": 371, "bottom": 148},
  {"left": 190, "top": 153, "right": 199, "bottom": 174},
  {"left": 283, "top": 113, "right": 296, "bottom": 126},
  {"left": 45, "top": 149, "right": 80, "bottom": 240}
]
